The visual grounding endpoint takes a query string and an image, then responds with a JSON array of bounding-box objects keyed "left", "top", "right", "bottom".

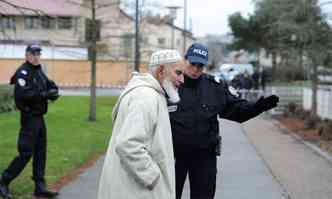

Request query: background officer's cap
[
  {"left": 26, "top": 43, "right": 42, "bottom": 53},
  {"left": 185, "top": 43, "right": 208, "bottom": 66},
  {"left": 149, "top": 49, "right": 182, "bottom": 67}
]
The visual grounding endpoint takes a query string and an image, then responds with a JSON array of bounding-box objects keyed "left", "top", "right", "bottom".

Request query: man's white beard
[{"left": 162, "top": 79, "right": 180, "bottom": 103}]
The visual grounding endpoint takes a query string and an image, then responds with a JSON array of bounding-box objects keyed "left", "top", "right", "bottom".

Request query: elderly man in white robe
[{"left": 98, "top": 49, "right": 185, "bottom": 199}]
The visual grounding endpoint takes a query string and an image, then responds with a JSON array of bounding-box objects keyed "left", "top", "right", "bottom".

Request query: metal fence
[{"left": 238, "top": 86, "right": 303, "bottom": 115}]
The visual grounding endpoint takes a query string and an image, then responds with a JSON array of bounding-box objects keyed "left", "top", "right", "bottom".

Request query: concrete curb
[{"left": 271, "top": 119, "right": 332, "bottom": 165}]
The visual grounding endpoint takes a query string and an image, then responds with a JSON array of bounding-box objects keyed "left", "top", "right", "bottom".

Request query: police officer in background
[
  {"left": 169, "top": 43, "right": 279, "bottom": 199},
  {"left": 0, "top": 44, "right": 59, "bottom": 199}
]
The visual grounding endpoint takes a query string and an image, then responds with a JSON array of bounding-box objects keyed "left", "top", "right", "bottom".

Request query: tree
[
  {"left": 228, "top": 12, "right": 266, "bottom": 67},
  {"left": 232, "top": 0, "right": 332, "bottom": 115},
  {"left": 253, "top": 0, "right": 332, "bottom": 115},
  {"left": 70, "top": 0, "right": 120, "bottom": 121}
]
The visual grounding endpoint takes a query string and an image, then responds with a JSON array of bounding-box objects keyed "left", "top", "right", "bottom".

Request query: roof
[
  {"left": 143, "top": 15, "right": 195, "bottom": 39},
  {"left": 0, "top": 0, "right": 82, "bottom": 17}
]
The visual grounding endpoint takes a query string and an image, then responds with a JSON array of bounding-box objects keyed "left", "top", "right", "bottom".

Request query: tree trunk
[
  {"left": 272, "top": 51, "right": 277, "bottom": 81},
  {"left": 89, "top": 0, "right": 97, "bottom": 121},
  {"left": 299, "top": 47, "right": 304, "bottom": 79},
  {"left": 311, "top": 59, "right": 318, "bottom": 116},
  {"left": 256, "top": 48, "right": 261, "bottom": 68}
]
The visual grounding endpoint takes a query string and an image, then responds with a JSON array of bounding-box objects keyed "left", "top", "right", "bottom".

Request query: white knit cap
[{"left": 149, "top": 49, "right": 182, "bottom": 67}]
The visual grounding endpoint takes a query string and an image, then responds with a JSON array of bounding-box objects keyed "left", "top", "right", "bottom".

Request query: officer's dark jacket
[
  {"left": 10, "top": 61, "right": 58, "bottom": 115},
  {"left": 169, "top": 74, "right": 261, "bottom": 151}
]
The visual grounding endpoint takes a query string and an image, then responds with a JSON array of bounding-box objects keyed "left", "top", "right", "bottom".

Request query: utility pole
[
  {"left": 166, "top": 6, "right": 181, "bottom": 50},
  {"left": 134, "top": 0, "right": 140, "bottom": 71},
  {"left": 183, "top": 0, "right": 187, "bottom": 54}
]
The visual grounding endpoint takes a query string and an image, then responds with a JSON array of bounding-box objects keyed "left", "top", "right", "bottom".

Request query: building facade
[{"left": 0, "top": 0, "right": 195, "bottom": 62}]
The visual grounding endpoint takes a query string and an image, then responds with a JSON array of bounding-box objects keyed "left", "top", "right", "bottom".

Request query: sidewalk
[
  {"left": 243, "top": 116, "right": 332, "bottom": 199},
  {"left": 57, "top": 118, "right": 287, "bottom": 199}
]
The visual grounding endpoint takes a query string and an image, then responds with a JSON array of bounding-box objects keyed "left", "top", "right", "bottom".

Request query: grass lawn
[{"left": 0, "top": 96, "right": 117, "bottom": 199}]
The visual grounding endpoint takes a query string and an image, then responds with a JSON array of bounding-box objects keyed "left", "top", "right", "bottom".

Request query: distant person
[
  {"left": 243, "top": 71, "right": 253, "bottom": 90},
  {"left": 97, "top": 50, "right": 185, "bottom": 199},
  {"left": 0, "top": 44, "right": 60, "bottom": 199},
  {"left": 252, "top": 69, "right": 260, "bottom": 90},
  {"left": 261, "top": 68, "right": 267, "bottom": 91}
]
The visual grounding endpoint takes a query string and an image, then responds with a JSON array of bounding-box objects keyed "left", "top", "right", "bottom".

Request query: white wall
[
  {"left": 0, "top": 44, "right": 87, "bottom": 60},
  {"left": 303, "top": 87, "right": 332, "bottom": 119}
]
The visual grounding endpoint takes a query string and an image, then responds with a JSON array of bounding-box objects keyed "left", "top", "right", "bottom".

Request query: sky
[
  {"left": 134, "top": 0, "right": 332, "bottom": 38},
  {"left": 163, "top": 0, "right": 255, "bottom": 37}
]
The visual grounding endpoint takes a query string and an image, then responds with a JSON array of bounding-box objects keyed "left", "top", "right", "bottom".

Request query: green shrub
[
  {"left": 318, "top": 119, "right": 332, "bottom": 140},
  {"left": 0, "top": 85, "right": 14, "bottom": 113},
  {"left": 304, "top": 114, "right": 321, "bottom": 129}
]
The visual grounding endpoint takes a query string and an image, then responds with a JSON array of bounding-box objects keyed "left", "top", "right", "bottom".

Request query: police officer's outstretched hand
[{"left": 254, "top": 95, "right": 279, "bottom": 112}]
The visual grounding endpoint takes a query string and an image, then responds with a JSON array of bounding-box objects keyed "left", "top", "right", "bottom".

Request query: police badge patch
[
  {"left": 20, "top": 70, "right": 28, "bottom": 75},
  {"left": 228, "top": 86, "right": 239, "bottom": 97},
  {"left": 18, "top": 78, "right": 26, "bottom": 86},
  {"left": 168, "top": 105, "right": 178, "bottom": 112}
]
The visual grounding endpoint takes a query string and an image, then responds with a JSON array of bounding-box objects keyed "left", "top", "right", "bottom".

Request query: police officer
[
  {"left": 169, "top": 43, "right": 279, "bottom": 199},
  {"left": 0, "top": 44, "right": 59, "bottom": 199}
]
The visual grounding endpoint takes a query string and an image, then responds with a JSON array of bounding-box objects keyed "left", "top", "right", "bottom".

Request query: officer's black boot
[
  {"left": 34, "top": 181, "right": 58, "bottom": 198},
  {"left": 0, "top": 177, "right": 12, "bottom": 199}
]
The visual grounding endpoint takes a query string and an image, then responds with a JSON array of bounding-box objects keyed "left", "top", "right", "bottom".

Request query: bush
[
  {"left": 0, "top": 85, "right": 14, "bottom": 113},
  {"left": 304, "top": 114, "right": 321, "bottom": 129},
  {"left": 318, "top": 119, "right": 332, "bottom": 140},
  {"left": 295, "top": 108, "right": 310, "bottom": 120}
]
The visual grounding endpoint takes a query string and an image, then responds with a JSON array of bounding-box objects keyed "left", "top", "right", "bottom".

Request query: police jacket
[
  {"left": 10, "top": 61, "right": 58, "bottom": 115},
  {"left": 169, "top": 74, "right": 261, "bottom": 152}
]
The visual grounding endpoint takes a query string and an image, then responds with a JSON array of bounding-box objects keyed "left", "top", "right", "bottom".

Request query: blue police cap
[
  {"left": 25, "top": 43, "right": 42, "bottom": 53},
  {"left": 185, "top": 43, "right": 208, "bottom": 66}
]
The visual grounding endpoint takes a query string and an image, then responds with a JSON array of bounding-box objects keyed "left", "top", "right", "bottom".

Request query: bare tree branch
[
  {"left": 65, "top": 0, "right": 120, "bottom": 10},
  {"left": 0, "top": 0, "right": 45, "bottom": 15}
]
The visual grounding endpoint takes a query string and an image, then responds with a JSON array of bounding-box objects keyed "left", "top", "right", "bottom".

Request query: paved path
[
  {"left": 243, "top": 117, "right": 332, "bottom": 199},
  {"left": 57, "top": 118, "right": 288, "bottom": 199}
]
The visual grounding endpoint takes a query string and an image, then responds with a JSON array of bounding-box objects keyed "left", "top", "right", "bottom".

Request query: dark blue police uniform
[
  {"left": 169, "top": 43, "right": 279, "bottom": 199},
  {"left": 0, "top": 44, "right": 59, "bottom": 199}
]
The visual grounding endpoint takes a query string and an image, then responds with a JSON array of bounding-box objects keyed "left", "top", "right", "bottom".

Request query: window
[
  {"left": 58, "top": 17, "right": 72, "bottom": 29},
  {"left": 1, "top": 17, "right": 16, "bottom": 29},
  {"left": 158, "top": 38, "right": 166, "bottom": 46},
  {"left": 41, "top": 17, "right": 55, "bottom": 29},
  {"left": 122, "top": 33, "right": 134, "bottom": 58},
  {"left": 24, "top": 17, "right": 41, "bottom": 29}
]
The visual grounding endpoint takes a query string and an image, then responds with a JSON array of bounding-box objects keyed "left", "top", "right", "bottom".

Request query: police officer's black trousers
[
  {"left": 1, "top": 114, "right": 47, "bottom": 184},
  {"left": 175, "top": 149, "right": 217, "bottom": 199}
]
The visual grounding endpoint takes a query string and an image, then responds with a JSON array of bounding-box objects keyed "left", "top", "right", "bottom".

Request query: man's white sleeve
[{"left": 115, "top": 96, "right": 161, "bottom": 189}]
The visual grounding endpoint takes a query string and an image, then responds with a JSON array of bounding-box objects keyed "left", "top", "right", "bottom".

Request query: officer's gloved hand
[
  {"left": 47, "top": 89, "right": 60, "bottom": 101},
  {"left": 254, "top": 95, "right": 279, "bottom": 112}
]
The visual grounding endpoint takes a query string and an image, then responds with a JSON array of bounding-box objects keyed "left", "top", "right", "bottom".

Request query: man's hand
[
  {"left": 254, "top": 95, "right": 279, "bottom": 112},
  {"left": 147, "top": 174, "right": 160, "bottom": 191}
]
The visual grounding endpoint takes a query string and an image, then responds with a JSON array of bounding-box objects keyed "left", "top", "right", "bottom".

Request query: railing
[{"left": 237, "top": 86, "right": 303, "bottom": 115}]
